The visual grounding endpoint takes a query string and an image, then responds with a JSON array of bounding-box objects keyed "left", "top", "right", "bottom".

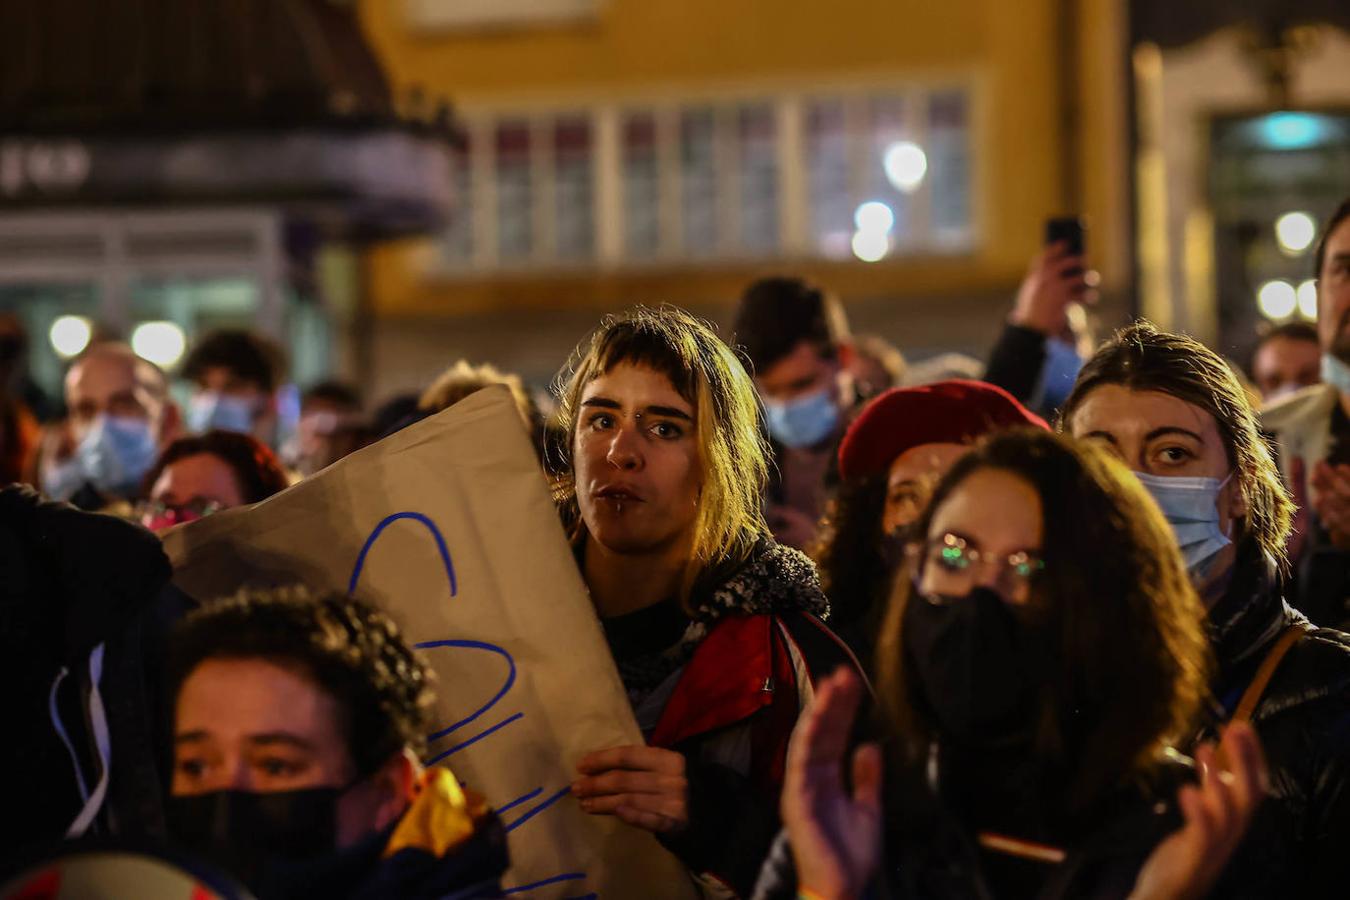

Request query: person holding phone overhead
[{"left": 985, "top": 217, "right": 1097, "bottom": 418}]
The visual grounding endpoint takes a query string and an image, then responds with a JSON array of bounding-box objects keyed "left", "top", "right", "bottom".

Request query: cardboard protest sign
[{"left": 163, "top": 387, "right": 698, "bottom": 899}]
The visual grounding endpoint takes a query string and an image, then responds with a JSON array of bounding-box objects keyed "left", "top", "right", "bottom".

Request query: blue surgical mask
[
  {"left": 1135, "top": 471, "right": 1233, "bottom": 582},
  {"left": 764, "top": 386, "right": 841, "bottom": 449},
  {"left": 1029, "top": 337, "right": 1084, "bottom": 412},
  {"left": 41, "top": 414, "right": 158, "bottom": 500},
  {"left": 188, "top": 391, "right": 259, "bottom": 434},
  {"left": 1321, "top": 354, "right": 1350, "bottom": 395}
]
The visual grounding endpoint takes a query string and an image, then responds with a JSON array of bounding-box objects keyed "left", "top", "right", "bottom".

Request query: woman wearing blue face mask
[{"left": 1061, "top": 321, "right": 1350, "bottom": 898}]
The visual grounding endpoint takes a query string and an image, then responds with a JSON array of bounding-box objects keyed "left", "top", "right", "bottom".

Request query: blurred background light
[
  {"left": 883, "top": 141, "right": 928, "bottom": 193},
  {"left": 131, "top": 320, "right": 187, "bottom": 369},
  {"left": 1257, "top": 279, "right": 1297, "bottom": 319},
  {"left": 854, "top": 200, "right": 895, "bottom": 235},
  {"left": 1298, "top": 278, "right": 1319, "bottom": 319},
  {"left": 1257, "top": 112, "right": 1328, "bottom": 151},
  {"left": 1275, "top": 211, "right": 1317, "bottom": 254},
  {"left": 49, "top": 315, "right": 92, "bottom": 359},
  {"left": 851, "top": 229, "right": 890, "bottom": 263}
]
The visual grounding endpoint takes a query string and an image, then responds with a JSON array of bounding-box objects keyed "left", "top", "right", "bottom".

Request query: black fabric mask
[
  {"left": 903, "top": 586, "right": 1036, "bottom": 743},
  {"left": 166, "top": 786, "right": 342, "bottom": 893}
]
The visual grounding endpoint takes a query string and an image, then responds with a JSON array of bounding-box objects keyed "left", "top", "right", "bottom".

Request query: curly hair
[
  {"left": 809, "top": 473, "right": 891, "bottom": 632},
  {"left": 183, "top": 329, "right": 285, "bottom": 394},
  {"left": 876, "top": 430, "right": 1212, "bottom": 817},
  {"left": 1059, "top": 320, "right": 1294, "bottom": 570},
  {"left": 168, "top": 586, "right": 436, "bottom": 776}
]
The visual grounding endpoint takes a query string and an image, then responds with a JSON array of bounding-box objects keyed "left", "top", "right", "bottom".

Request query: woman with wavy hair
[
  {"left": 762, "top": 430, "right": 1264, "bottom": 899},
  {"left": 552, "top": 305, "right": 860, "bottom": 896}
]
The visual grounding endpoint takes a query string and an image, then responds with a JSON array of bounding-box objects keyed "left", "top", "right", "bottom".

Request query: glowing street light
[
  {"left": 1257, "top": 280, "right": 1297, "bottom": 320},
  {"left": 1275, "top": 211, "right": 1316, "bottom": 255},
  {"left": 50, "top": 315, "right": 92, "bottom": 359},
  {"left": 1298, "top": 279, "right": 1319, "bottom": 319},
  {"left": 883, "top": 141, "right": 928, "bottom": 193},
  {"left": 131, "top": 321, "right": 187, "bottom": 369},
  {"left": 852, "top": 230, "right": 890, "bottom": 263},
  {"left": 854, "top": 201, "right": 895, "bottom": 235}
]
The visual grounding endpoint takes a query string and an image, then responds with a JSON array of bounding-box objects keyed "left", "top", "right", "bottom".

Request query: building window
[
  {"left": 554, "top": 116, "right": 594, "bottom": 260},
  {"left": 440, "top": 80, "right": 976, "bottom": 272}
]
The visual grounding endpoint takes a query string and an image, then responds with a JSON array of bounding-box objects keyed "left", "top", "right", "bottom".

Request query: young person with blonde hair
[{"left": 553, "top": 306, "right": 860, "bottom": 896}]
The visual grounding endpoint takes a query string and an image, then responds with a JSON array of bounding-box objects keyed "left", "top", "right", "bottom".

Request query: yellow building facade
[{"left": 354, "top": 0, "right": 1130, "bottom": 391}]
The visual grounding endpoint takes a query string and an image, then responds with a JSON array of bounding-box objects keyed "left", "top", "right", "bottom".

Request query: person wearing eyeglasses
[
  {"left": 758, "top": 429, "right": 1266, "bottom": 900},
  {"left": 139, "top": 430, "right": 291, "bottom": 532},
  {"left": 810, "top": 380, "right": 1047, "bottom": 668}
]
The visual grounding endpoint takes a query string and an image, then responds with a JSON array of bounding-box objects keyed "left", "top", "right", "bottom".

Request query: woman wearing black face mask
[
  {"left": 811, "top": 381, "right": 1048, "bottom": 671},
  {"left": 756, "top": 430, "right": 1267, "bottom": 900}
]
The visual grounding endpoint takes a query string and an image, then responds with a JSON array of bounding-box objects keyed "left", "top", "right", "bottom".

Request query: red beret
[{"left": 838, "top": 379, "right": 1049, "bottom": 480}]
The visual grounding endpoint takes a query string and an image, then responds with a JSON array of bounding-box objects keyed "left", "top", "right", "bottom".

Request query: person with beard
[
  {"left": 1061, "top": 321, "right": 1350, "bottom": 898},
  {"left": 166, "top": 586, "right": 507, "bottom": 899},
  {"left": 1263, "top": 199, "right": 1350, "bottom": 628},
  {"left": 553, "top": 306, "right": 861, "bottom": 896},
  {"left": 811, "top": 380, "right": 1047, "bottom": 666},
  {"left": 758, "top": 430, "right": 1266, "bottom": 900},
  {"left": 39, "top": 342, "right": 181, "bottom": 511}
]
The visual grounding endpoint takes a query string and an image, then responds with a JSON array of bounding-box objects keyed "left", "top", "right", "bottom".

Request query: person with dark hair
[
  {"left": 731, "top": 276, "right": 855, "bottom": 549},
  {"left": 1250, "top": 320, "right": 1320, "bottom": 404},
  {"left": 552, "top": 306, "right": 860, "bottom": 895},
  {"left": 759, "top": 430, "right": 1265, "bottom": 899},
  {"left": 812, "top": 380, "right": 1047, "bottom": 665},
  {"left": 285, "top": 380, "right": 368, "bottom": 476},
  {"left": 984, "top": 242, "right": 1096, "bottom": 418},
  {"left": 166, "top": 586, "right": 507, "bottom": 899},
  {"left": 1262, "top": 198, "right": 1350, "bottom": 628},
  {"left": 182, "top": 329, "right": 285, "bottom": 446},
  {"left": 0, "top": 313, "right": 41, "bottom": 486},
  {"left": 1061, "top": 320, "right": 1350, "bottom": 897},
  {"left": 38, "top": 342, "right": 181, "bottom": 510},
  {"left": 138, "top": 430, "right": 290, "bottom": 531}
]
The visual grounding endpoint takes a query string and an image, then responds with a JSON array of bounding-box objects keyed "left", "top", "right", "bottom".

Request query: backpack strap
[{"left": 1230, "top": 625, "right": 1305, "bottom": 724}]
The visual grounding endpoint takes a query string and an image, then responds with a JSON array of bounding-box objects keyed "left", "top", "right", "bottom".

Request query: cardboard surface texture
[{"left": 164, "top": 387, "right": 697, "bottom": 898}]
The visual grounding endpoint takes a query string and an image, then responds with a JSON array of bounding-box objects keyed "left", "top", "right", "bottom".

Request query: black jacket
[
  {"left": 0, "top": 485, "right": 190, "bottom": 854},
  {"left": 984, "top": 323, "right": 1048, "bottom": 408},
  {"left": 1203, "top": 547, "right": 1350, "bottom": 898}
]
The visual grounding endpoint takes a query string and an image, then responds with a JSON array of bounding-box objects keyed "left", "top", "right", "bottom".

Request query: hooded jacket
[
  {"left": 0, "top": 485, "right": 189, "bottom": 852},
  {"left": 600, "top": 537, "right": 864, "bottom": 898}
]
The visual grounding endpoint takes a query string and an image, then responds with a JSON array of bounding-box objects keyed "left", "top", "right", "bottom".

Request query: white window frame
[{"left": 436, "top": 76, "right": 981, "bottom": 276}]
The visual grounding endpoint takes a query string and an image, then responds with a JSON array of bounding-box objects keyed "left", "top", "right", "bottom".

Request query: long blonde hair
[{"left": 551, "top": 306, "right": 770, "bottom": 601}]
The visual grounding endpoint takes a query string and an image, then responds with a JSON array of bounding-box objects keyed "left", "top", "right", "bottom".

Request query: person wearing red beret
[{"left": 810, "top": 379, "right": 1048, "bottom": 666}]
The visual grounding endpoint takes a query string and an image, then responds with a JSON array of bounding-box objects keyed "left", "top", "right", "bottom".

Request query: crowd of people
[{"left": 2, "top": 198, "right": 1350, "bottom": 899}]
